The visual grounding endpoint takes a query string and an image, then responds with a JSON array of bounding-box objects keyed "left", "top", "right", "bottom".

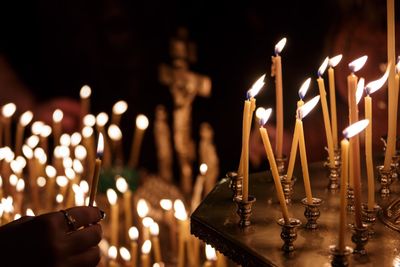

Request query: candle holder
[
  {"left": 351, "top": 224, "right": 369, "bottom": 255},
  {"left": 227, "top": 172, "right": 242, "bottom": 201},
  {"left": 301, "top": 197, "right": 322, "bottom": 230},
  {"left": 234, "top": 195, "right": 256, "bottom": 228},
  {"left": 346, "top": 186, "right": 355, "bottom": 212},
  {"left": 377, "top": 165, "right": 392, "bottom": 198},
  {"left": 390, "top": 153, "right": 400, "bottom": 180},
  {"left": 327, "top": 164, "right": 340, "bottom": 192},
  {"left": 277, "top": 218, "right": 301, "bottom": 253},
  {"left": 275, "top": 155, "right": 287, "bottom": 176},
  {"left": 361, "top": 204, "right": 380, "bottom": 237},
  {"left": 329, "top": 245, "right": 353, "bottom": 267},
  {"left": 280, "top": 175, "right": 295, "bottom": 204}
]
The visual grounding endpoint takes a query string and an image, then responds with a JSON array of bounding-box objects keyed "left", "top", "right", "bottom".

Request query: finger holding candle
[
  {"left": 88, "top": 133, "right": 103, "bottom": 207},
  {"left": 129, "top": 114, "right": 149, "bottom": 169},
  {"left": 328, "top": 54, "right": 343, "bottom": 149}
]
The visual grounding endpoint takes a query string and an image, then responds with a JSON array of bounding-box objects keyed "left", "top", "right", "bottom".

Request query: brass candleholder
[
  {"left": 347, "top": 186, "right": 355, "bottom": 212},
  {"left": 390, "top": 153, "right": 400, "bottom": 180},
  {"left": 280, "top": 175, "right": 295, "bottom": 204},
  {"left": 329, "top": 245, "right": 353, "bottom": 267},
  {"left": 327, "top": 164, "right": 340, "bottom": 192},
  {"left": 277, "top": 218, "right": 301, "bottom": 253},
  {"left": 351, "top": 224, "right": 369, "bottom": 255},
  {"left": 227, "top": 172, "right": 242, "bottom": 201},
  {"left": 301, "top": 197, "right": 322, "bottom": 230},
  {"left": 275, "top": 155, "right": 287, "bottom": 176},
  {"left": 234, "top": 195, "right": 256, "bottom": 228},
  {"left": 361, "top": 204, "right": 380, "bottom": 237},
  {"left": 377, "top": 165, "right": 392, "bottom": 198}
]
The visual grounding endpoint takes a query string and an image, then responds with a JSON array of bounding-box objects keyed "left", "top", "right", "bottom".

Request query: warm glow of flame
[
  {"left": 129, "top": 226, "right": 139, "bottom": 241},
  {"left": 255, "top": 107, "right": 266, "bottom": 120},
  {"left": 297, "top": 95, "right": 320, "bottom": 119},
  {"left": 75, "top": 190, "right": 85, "bottom": 206},
  {"left": 60, "top": 134, "right": 71, "bottom": 146},
  {"left": 397, "top": 57, "right": 400, "bottom": 73},
  {"left": 65, "top": 168, "right": 75, "bottom": 181},
  {"left": 52, "top": 109, "right": 63, "bottom": 122},
  {"left": 108, "top": 124, "right": 122, "bottom": 141},
  {"left": 298, "top": 78, "right": 311, "bottom": 99},
  {"left": 112, "top": 100, "right": 128, "bottom": 115},
  {"left": 73, "top": 159, "right": 84, "bottom": 174},
  {"left": 10, "top": 160, "right": 23, "bottom": 174},
  {"left": 56, "top": 176, "right": 68, "bottom": 187},
  {"left": 15, "top": 156, "right": 26, "bottom": 169},
  {"left": 37, "top": 177, "right": 46, "bottom": 188},
  {"left": 96, "top": 133, "right": 104, "bottom": 158},
  {"left": 107, "top": 189, "right": 118, "bottom": 205},
  {"left": 22, "top": 145, "right": 33, "bottom": 159},
  {"left": 40, "top": 125, "right": 52, "bottom": 138},
  {"left": 45, "top": 165, "right": 57, "bottom": 178},
  {"left": 31, "top": 121, "right": 44, "bottom": 135},
  {"left": 356, "top": 78, "right": 365, "bottom": 105},
  {"left": 199, "top": 163, "right": 208, "bottom": 175},
  {"left": 54, "top": 146, "right": 70, "bottom": 158},
  {"left": 174, "top": 199, "right": 188, "bottom": 221},
  {"left": 70, "top": 132, "right": 82, "bottom": 146},
  {"left": 160, "top": 199, "right": 172, "bottom": 211},
  {"left": 34, "top": 148, "right": 47, "bottom": 164},
  {"left": 141, "top": 240, "right": 152, "bottom": 254},
  {"left": 83, "top": 114, "right": 96, "bottom": 127},
  {"left": 116, "top": 176, "right": 128, "bottom": 193},
  {"left": 80, "top": 180, "right": 89, "bottom": 193},
  {"left": 16, "top": 178, "right": 25, "bottom": 192},
  {"left": 82, "top": 126, "right": 93, "bottom": 138},
  {"left": 9, "top": 174, "right": 18, "bottom": 187},
  {"left": 150, "top": 222, "right": 159, "bottom": 236},
  {"left": 205, "top": 244, "right": 217, "bottom": 261},
  {"left": 80, "top": 85, "right": 91, "bottom": 98},
  {"left": 247, "top": 74, "right": 265, "bottom": 99},
  {"left": 63, "top": 157, "right": 73, "bottom": 169},
  {"left": 318, "top": 57, "right": 329, "bottom": 76},
  {"left": 96, "top": 112, "right": 108, "bottom": 127},
  {"left": 119, "top": 247, "right": 131, "bottom": 261},
  {"left": 20, "top": 111, "right": 33, "bottom": 126},
  {"left": 365, "top": 64, "right": 390, "bottom": 95},
  {"left": 2, "top": 103, "right": 16, "bottom": 118},
  {"left": 328, "top": 54, "right": 343, "bottom": 68},
  {"left": 74, "top": 145, "right": 87, "bottom": 160},
  {"left": 26, "top": 208, "right": 35, "bottom": 216},
  {"left": 3, "top": 196, "right": 14, "bottom": 213},
  {"left": 348, "top": 55, "right": 368, "bottom": 73},
  {"left": 258, "top": 108, "right": 273, "bottom": 127},
  {"left": 343, "top": 119, "right": 369, "bottom": 139},
  {"left": 4, "top": 147, "right": 14, "bottom": 163},
  {"left": 56, "top": 194, "right": 64, "bottom": 204},
  {"left": 136, "top": 114, "right": 149, "bottom": 130},
  {"left": 274, "top": 37, "right": 287, "bottom": 55},
  {"left": 108, "top": 246, "right": 118, "bottom": 260},
  {"left": 26, "top": 135, "right": 40, "bottom": 149},
  {"left": 137, "top": 199, "right": 149, "bottom": 217},
  {"left": 14, "top": 213, "right": 21, "bottom": 220},
  {"left": 142, "top": 217, "right": 154, "bottom": 228}
]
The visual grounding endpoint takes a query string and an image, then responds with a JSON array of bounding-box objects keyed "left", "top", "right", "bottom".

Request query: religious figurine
[
  {"left": 199, "top": 122, "right": 219, "bottom": 195},
  {"left": 154, "top": 105, "right": 173, "bottom": 182},
  {"left": 159, "top": 28, "right": 211, "bottom": 195}
]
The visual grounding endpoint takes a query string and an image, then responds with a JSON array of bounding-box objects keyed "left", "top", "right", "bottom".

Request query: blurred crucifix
[{"left": 159, "top": 27, "right": 211, "bottom": 195}]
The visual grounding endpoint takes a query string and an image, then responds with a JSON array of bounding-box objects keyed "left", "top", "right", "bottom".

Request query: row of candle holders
[{"left": 227, "top": 151, "right": 400, "bottom": 267}]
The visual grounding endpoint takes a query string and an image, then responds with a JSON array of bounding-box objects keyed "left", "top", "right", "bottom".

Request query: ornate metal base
[
  {"left": 361, "top": 204, "right": 380, "bottom": 237},
  {"left": 227, "top": 171, "right": 242, "bottom": 201},
  {"left": 277, "top": 218, "right": 301, "bottom": 253},
  {"left": 347, "top": 187, "right": 355, "bottom": 212},
  {"left": 234, "top": 195, "right": 256, "bottom": 228},
  {"left": 301, "top": 197, "right": 322, "bottom": 230},
  {"left": 330, "top": 245, "right": 352, "bottom": 267},
  {"left": 379, "top": 198, "right": 400, "bottom": 232},
  {"left": 327, "top": 165, "right": 340, "bottom": 192},
  {"left": 280, "top": 175, "right": 295, "bottom": 204},
  {"left": 351, "top": 224, "right": 369, "bottom": 255},
  {"left": 275, "top": 155, "right": 287, "bottom": 176},
  {"left": 377, "top": 165, "right": 392, "bottom": 198}
]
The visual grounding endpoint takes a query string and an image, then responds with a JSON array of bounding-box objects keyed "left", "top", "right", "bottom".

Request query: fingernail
[{"left": 100, "top": 209, "right": 106, "bottom": 220}]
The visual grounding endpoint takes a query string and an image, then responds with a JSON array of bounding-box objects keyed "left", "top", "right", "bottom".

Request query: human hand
[{"left": 0, "top": 206, "right": 105, "bottom": 267}]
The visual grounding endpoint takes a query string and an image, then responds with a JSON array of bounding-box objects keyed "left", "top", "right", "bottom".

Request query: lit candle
[
  {"left": 316, "top": 57, "right": 335, "bottom": 168},
  {"left": 129, "top": 226, "right": 139, "bottom": 267},
  {"left": 1, "top": 103, "right": 16, "bottom": 147},
  {"left": 82, "top": 126, "right": 95, "bottom": 178},
  {"left": 174, "top": 199, "right": 189, "bottom": 267},
  {"left": 111, "top": 100, "right": 128, "bottom": 126},
  {"left": 39, "top": 125, "right": 52, "bottom": 156},
  {"left": 296, "top": 96, "right": 321, "bottom": 204},
  {"left": 137, "top": 198, "right": 150, "bottom": 240},
  {"left": 15, "top": 110, "right": 33, "bottom": 156},
  {"left": 108, "top": 246, "right": 118, "bottom": 267},
  {"left": 107, "top": 188, "right": 119, "bottom": 246},
  {"left": 258, "top": 108, "right": 290, "bottom": 223},
  {"left": 142, "top": 217, "right": 154, "bottom": 242},
  {"left": 150, "top": 222, "right": 162, "bottom": 263},
  {"left": 120, "top": 246, "right": 131, "bottom": 266},
  {"left": 141, "top": 240, "right": 152, "bottom": 267},
  {"left": 338, "top": 134, "right": 349, "bottom": 252},
  {"left": 191, "top": 163, "right": 207, "bottom": 212},
  {"left": 364, "top": 67, "right": 390, "bottom": 210},
  {"left": 160, "top": 199, "right": 176, "bottom": 255},
  {"left": 271, "top": 37, "right": 287, "bottom": 158},
  {"left": 203, "top": 244, "right": 217, "bottom": 267},
  {"left": 96, "top": 112, "right": 111, "bottom": 168},
  {"left": 56, "top": 175, "right": 69, "bottom": 207},
  {"left": 384, "top": 0, "right": 397, "bottom": 172},
  {"left": 88, "top": 133, "right": 103, "bottom": 207},
  {"left": 129, "top": 114, "right": 149, "bottom": 169},
  {"left": 116, "top": 176, "right": 132, "bottom": 242},
  {"left": 79, "top": 85, "right": 91, "bottom": 129},
  {"left": 286, "top": 78, "right": 311, "bottom": 181},
  {"left": 328, "top": 55, "right": 343, "bottom": 149},
  {"left": 52, "top": 109, "right": 63, "bottom": 147},
  {"left": 15, "top": 178, "right": 25, "bottom": 214},
  {"left": 108, "top": 124, "right": 124, "bottom": 166}
]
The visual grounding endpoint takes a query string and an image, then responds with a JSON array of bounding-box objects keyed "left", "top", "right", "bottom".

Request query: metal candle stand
[
  {"left": 234, "top": 195, "right": 256, "bottom": 228},
  {"left": 277, "top": 218, "right": 301, "bottom": 253},
  {"left": 301, "top": 197, "right": 322, "bottom": 230},
  {"left": 347, "top": 186, "right": 355, "bottom": 212},
  {"left": 275, "top": 155, "right": 287, "bottom": 176},
  {"left": 280, "top": 175, "right": 295, "bottom": 204},
  {"left": 377, "top": 165, "right": 392, "bottom": 198},
  {"left": 327, "top": 164, "right": 340, "bottom": 192},
  {"left": 329, "top": 245, "right": 353, "bottom": 267},
  {"left": 227, "top": 172, "right": 242, "bottom": 201},
  {"left": 351, "top": 224, "right": 369, "bottom": 255},
  {"left": 361, "top": 204, "right": 380, "bottom": 237}
]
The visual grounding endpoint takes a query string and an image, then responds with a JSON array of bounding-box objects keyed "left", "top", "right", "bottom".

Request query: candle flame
[
  {"left": 45, "top": 165, "right": 57, "bottom": 178},
  {"left": 119, "top": 247, "right": 131, "bottom": 262},
  {"left": 298, "top": 78, "right": 311, "bottom": 99},
  {"left": 20, "top": 111, "right": 33, "bottom": 126},
  {"left": 343, "top": 119, "right": 369, "bottom": 139},
  {"left": 150, "top": 222, "right": 159, "bottom": 236},
  {"left": 56, "top": 194, "right": 64, "bottom": 204},
  {"left": 14, "top": 213, "right": 21, "bottom": 220},
  {"left": 108, "top": 124, "right": 122, "bottom": 141},
  {"left": 16, "top": 178, "right": 25, "bottom": 192},
  {"left": 10, "top": 160, "right": 23, "bottom": 174},
  {"left": 297, "top": 95, "right": 320, "bottom": 119},
  {"left": 2, "top": 103, "right": 16, "bottom": 118},
  {"left": 112, "top": 100, "right": 128, "bottom": 115},
  {"left": 318, "top": 57, "right": 329, "bottom": 77},
  {"left": 40, "top": 125, "right": 52, "bottom": 138},
  {"left": 83, "top": 114, "right": 96, "bottom": 127},
  {"left": 258, "top": 108, "right": 273, "bottom": 127},
  {"left": 137, "top": 198, "right": 149, "bottom": 218},
  {"left": 106, "top": 189, "right": 118, "bottom": 205},
  {"left": 80, "top": 85, "right": 91, "bottom": 99},
  {"left": 255, "top": 107, "right": 266, "bottom": 120},
  {"left": 205, "top": 244, "right": 217, "bottom": 261},
  {"left": 160, "top": 199, "right": 172, "bottom": 211},
  {"left": 174, "top": 199, "right": 188, "bottom": 221},
  {"left": 141, "top": 240, "right": 152, "bottom": 254},
  {"left": 26, "top": 208, "right": 35, "bottom": 216},
  {"left": 129, "top": 226, "right": 139, "bottom": 241},
  {"left": 116, "top": 176, "right": 128, "bottom": 193},
  {"left": 26, "top": 135, "right": 39, "bottom": 149},
  {"left": 31, "top": 121, "right": 44, "bottom": 136},
  {"left": 74, "top": 145, "right": 87, "bottom": 160},
  {"left": 142, "top": 217, "right": 154, "bottom": 228},
  {"left": 199, "top": 163, "right": 208, "bottom": 175},
  {"left": 246, "top": 74, "right": 265, "bottom": 99},
  {"left": 63, "top": 157, "right": 73, "bottom": 169},
  {"left": 82, "top": 126, "right": 93, "bottom": 138},
  {"left": 52, "top": 109, "right": 63, "bottom": 122},
  {"left": 22, "top": 145, "right": 33, "bottom": 159},
  {"left": 136, "top": 114, "right": 149, "bottom": 130},
  {"left": 73, "top": 159, "right": 84, "bottom": 174},
  {"left": 9, "top": 174, "right": 18, "bottom": 187},
  {"left": 108, "top": 246, "right": 118, "bottom": 260},
  {"left": 79, "top": 180, "right": 89, "bottom": 193},
  {"left": 60, "top": 134, "right": 71, "bottom": 146},
  {"left": 365, "top": 64, "right": 390, "bottom": 95},
  {"left": 328, "top": 54, "right": 343, "bottom": 68},
  {"left": 96, "top": 133, "right": 104, "bottom": 158},
  {"left": 34, "top": 147, "right": 47, "bottom": 164},
  {"left": 274, "top": 37, "right": 287, "bottom": 55},
  {"left": 15, "top": 156, "right": 26, "bottom": 169},
  {"left": 37, "top": 176, "right": 46, "bottom": 188},
  {"left": 4, "top": 147, "right": 14, "bottom": 163},
  {"left": 70, "top": 132, "right": 82, "bottom": 146},
  {"left": 348, "top": 55, "right": 368, "bottom": 73},
  {"left": 356, "top": 78, "right": 365, "bottom": 105},
  {"left": 56, "top": 176, "right": 68, "bottom": 187},
  {"left": 96, "top": 112, "right": 109, "bottom": 127}
]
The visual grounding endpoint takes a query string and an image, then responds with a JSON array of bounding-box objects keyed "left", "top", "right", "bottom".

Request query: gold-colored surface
[{"left": 191, "top": 162, "right": 400, "bottom": 267}]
